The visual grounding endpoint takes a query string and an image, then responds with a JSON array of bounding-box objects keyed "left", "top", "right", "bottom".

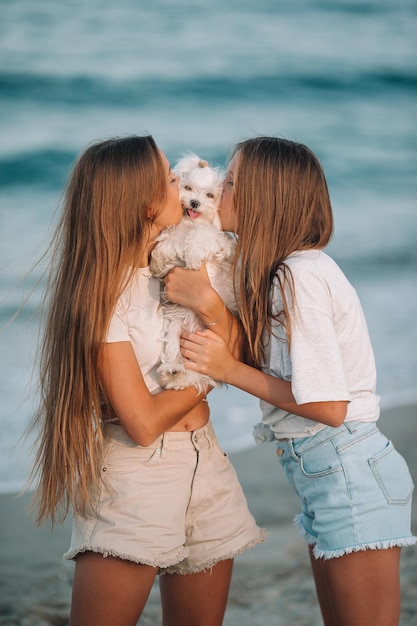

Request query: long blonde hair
[
  {"left": 231, "top": 137, "right": 334, "bottom": 368},
  {"left": 30, "top": 135, "right": 166, "bottom": 524}
]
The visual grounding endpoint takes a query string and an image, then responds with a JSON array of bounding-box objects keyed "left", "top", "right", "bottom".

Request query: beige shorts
[{"left": 64, "top": 420, "right": 264, "bottom": 574}]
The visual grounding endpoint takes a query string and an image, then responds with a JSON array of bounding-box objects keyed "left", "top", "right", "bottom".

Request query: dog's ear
[{"left": 198, "top": 159, "right": 209, "bottom": 168}]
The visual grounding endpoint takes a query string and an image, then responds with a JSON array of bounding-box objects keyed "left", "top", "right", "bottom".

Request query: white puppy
[{"left": 150, "top": 153, "right": 237, "bottom": 393}]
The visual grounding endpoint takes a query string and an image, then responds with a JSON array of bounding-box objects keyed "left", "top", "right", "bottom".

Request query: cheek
[
  {"left": 220, "top": 186, "right": 235, "bottom": 216},
  {"left": 219, "top": 190, "right": 230, "bottom": 211},
  {"left": 219, "top": 204, "right": 236, "bottom": 232},
  {"left": 170, "top": 187, "right": 181, "bottom": 208}
]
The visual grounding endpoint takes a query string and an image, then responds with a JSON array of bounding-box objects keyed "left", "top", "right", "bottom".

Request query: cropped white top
[{"left": 106, "top": 267, "right": 163, "bottom": 394}]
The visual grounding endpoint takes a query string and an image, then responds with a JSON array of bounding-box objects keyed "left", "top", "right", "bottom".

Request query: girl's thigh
[
  {"left": 159, "top": 558, "right": 234, "bottom": 626},
  {"left": 316, "top": 546, "right": 401, "bottom": 626},
  {"left": 69, "top": 552, "right": 158, "bottom": 626}
]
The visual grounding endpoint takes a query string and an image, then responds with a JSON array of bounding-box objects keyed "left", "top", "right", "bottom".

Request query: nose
[{"left": 190, "top": 199, "right": 200, "bottom": 209}]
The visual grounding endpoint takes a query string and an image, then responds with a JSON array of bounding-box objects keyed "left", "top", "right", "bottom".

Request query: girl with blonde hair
[
  {"left": 167, "top": 136, "right": 416, "bottom": 626},
  {"left": 30, "top": 135, "right": 264, "bottom": 626}
]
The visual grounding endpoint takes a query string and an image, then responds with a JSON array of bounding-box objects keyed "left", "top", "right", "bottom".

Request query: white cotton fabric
[
  {"left": 106, "top": 267, "right": 164, "bottom": 394},
  {"left": 258, "top": 250, "right": 380, "bottom": 440}
]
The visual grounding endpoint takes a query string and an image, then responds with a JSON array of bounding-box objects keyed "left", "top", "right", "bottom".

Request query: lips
[{"left": 186, "top": 208, "right": 201, "bottom": 219}]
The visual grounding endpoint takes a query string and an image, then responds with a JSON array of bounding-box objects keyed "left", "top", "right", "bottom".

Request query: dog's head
[{"left": 173, "top": 153, "right": 224, "bottom": 227}]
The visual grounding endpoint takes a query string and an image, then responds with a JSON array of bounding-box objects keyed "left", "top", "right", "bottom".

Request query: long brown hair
[
  {"left": 29, "top": 135, "right": 166, "bottom": 524},
  {"left": 231, "top": 137, "right": 333, "bottom": 368}
]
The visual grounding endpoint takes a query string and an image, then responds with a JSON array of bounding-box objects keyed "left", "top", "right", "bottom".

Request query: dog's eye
[
  {"left": 206, "top": 193, "right": 215, "bottom": 199},
  {"left": 184, "top": 185, "right": 192, "bottom": 191}
]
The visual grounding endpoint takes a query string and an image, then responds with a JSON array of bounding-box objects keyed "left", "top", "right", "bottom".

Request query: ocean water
[{"left": 1, "top": 0, "right": 416, "bottom": 493}]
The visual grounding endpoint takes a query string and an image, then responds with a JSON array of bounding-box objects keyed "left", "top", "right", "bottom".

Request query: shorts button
[{"left": 276, "top": 448, "right": 284, "bottom": 457}]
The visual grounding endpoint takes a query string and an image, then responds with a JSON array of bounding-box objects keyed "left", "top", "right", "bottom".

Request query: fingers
[
  {"left": 179, "top": 339, "right": 207, "bottom": 374},
  {"left": 180, "top": 331, "right": 205, "bottom": 350},
  {"left": 182, "top": 329, "right": 220, "bottom": 342},
  {"left": 180, "top": 333, "right": 210, "bottom": 367},
  {"left": 179, "top": 335, "right": 203, "bottom": 359}
]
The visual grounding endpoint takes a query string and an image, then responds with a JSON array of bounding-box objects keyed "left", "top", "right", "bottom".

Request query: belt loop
[
  {"left": 192, "top": 430, "right": 200, "bottom": 451},
  {"left": 159, "top": 433, "right": 166, "bottom": 458},
  {"left": 203, "top": 424, "right": 213, "bottom": 448},
  {"left": 288, "top": 439, "right": 299, "bottom": 461},
  {"left": 344, "top": 422, "right": 357, "bottom": 435}
]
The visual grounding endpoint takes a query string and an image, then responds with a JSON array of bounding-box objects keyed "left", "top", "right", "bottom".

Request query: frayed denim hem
[
  {"left": 160, "top": 529, "right": 267, "bottom": 575},
  {"left": 293, "top": 513, "right": 417, "bottom": 560},
  {"left": 63, "top": 545, "right": 188, "bottom": 569},
  {"left": 313, "top": 536, "right": 417, "bottom": 560},
  {"left": 293, "top": 513, "right": 317, "bottom": 546}
]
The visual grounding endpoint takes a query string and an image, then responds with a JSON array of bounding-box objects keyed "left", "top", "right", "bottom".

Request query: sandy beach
[{"left": 0, "top": 404, "right": 416, "bottom": 626}]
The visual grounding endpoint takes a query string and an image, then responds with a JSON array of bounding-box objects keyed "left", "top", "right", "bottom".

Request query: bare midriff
[
  {"left": 167, "top": 399, "right": 210, "bottom": 432},
  {"left": 101, "top": 398, "right": 210, "bottom": 434}
]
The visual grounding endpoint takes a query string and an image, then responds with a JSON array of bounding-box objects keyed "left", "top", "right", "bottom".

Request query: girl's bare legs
[
  {"left": 308, "top": 547, "right": 336, "bottom": 625},
  {"left": 309, "top": 546, "right": 401, "bottom": 626},
  {"left": 69, "top": 552, "right": 158, "bottom": 626},
  {"left": 160, "top": 558, "right": 234, "bottom": 626}
]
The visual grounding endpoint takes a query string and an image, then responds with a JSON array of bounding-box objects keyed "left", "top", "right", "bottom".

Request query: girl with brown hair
[
  {"left": 30, "top": 135, "right": 264, "bottom": 626},
  {"left": 168, "top": 136, "right": 416, "bottom": 626}
]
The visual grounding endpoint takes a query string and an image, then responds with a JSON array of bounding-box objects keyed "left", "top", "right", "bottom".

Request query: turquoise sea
[{"left": 1, "top": 0, "right": 416, "bottom": 492}]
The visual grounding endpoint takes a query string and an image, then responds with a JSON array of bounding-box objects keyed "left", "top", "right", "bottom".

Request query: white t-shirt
[
  {"left": 106, "top": 267, "right": 163, "bottom": 394},
  {"left": 257, "top": 250, "right": 380, "bottom": 441}
]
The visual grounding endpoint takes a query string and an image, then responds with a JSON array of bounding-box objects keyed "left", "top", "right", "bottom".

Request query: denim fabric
[{"left": 276, "top": 421, "right": 416, "bottom": 559}]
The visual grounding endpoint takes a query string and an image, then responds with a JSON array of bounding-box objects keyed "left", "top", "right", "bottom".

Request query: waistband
[
  {"left": 275, "top": 420, "right": 380, "bottom": 461},
  {"left": 103, "top": 419, "right": 217, "bottom": 451}
]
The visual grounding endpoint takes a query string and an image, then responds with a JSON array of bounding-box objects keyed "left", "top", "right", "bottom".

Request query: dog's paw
[{"left": 157, "top": 362, "right": 217, "bottom": 393}]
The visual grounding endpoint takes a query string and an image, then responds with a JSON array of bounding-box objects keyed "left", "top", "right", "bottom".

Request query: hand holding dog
[
  {"left": 164, "top": 265, "right": 214, "bottom": 313},
  {"left": 180, "top": 329, "right": 236, "bottom": 384}
]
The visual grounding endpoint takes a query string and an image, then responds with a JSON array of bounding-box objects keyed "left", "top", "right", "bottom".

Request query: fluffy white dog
[{"left": 150, "top": 153, "right": 237, "bottom": 393}]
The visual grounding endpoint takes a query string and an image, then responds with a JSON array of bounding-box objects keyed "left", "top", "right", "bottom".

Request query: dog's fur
[{"left": 150, "top": 153, "right": 237, "bottom": 393}]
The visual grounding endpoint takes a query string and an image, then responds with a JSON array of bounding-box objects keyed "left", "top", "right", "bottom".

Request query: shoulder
[
  {"left": 281, "top": 250, "right": 355, "bottom": 310},
  {"left": 285, "top": 250, "right": 349, "bottom": 285},
  {"left": 286, "top": 249, "right": 335, "bottom": 272}
]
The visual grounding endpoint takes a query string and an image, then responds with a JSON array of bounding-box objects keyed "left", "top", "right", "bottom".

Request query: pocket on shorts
[
  {"left": 102, "top": 440, "right": 162, "bottom": 474},
  {"left": 298, "top": 440, "right": 343, "bottom": 477},
  {"left": 213, "top": 443, "right": 229, "bottom": 462},
  {"left": 368, "top": 440, "right": 414, "bottom": 505}
]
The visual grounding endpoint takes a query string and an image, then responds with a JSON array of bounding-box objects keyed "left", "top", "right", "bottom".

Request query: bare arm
[
  {"left": 98, "top": 341, "right": 207, "bottom": 446},
  {"left": 181, "top": 330, "right": 348, "bottom": 428},
  {"left": 164, "top": 265, "right": 242, "bottom": 357}
]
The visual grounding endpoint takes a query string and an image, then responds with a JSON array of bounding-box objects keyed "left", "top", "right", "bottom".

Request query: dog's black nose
[{"left": 190, "top": 199, "right": 200, "bottom": 209}]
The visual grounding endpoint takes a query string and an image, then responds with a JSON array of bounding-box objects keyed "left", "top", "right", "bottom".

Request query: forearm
[
  {"left": 217, "top": 360, "right": 347, "bottom": 427},
  {"left": 194, "top": 289, "right": 242, "bottom": 358},
  {"left": 120, "top": 387, "right": 207, "bottom": 445},
  {"left": 181, "top": 329, "right": 348, "bottom": 427}
]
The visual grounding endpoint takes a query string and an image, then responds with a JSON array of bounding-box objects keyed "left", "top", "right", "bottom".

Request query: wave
[
  {"left": 332, "top": 248, "right": 417, "bottom": 272},
  {"left": 0, "top": 148, "right": 76, "bottom": 189},
  {"left": 1, "top": 67, "right": 416, "bottom": 109}
]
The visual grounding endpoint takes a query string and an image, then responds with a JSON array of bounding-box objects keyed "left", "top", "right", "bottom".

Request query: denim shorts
[
  {"left": 276, "top": 420, "right": 416, "bottom": 559},
  {"left": 64, "top": 420, "right": 264, "bottom": 574}
]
